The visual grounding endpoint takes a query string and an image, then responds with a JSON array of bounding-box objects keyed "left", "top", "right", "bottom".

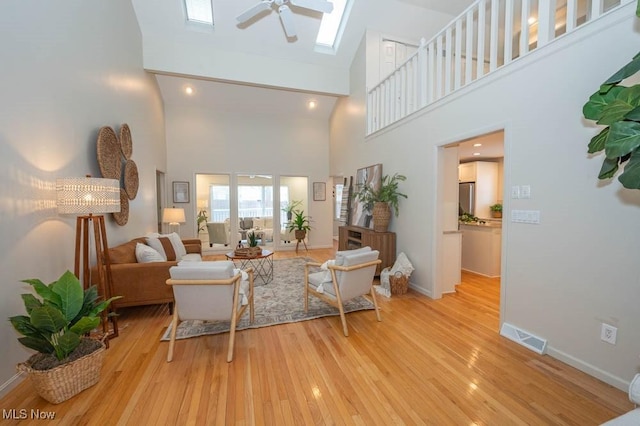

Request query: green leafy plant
[
  {"left": 353, "top": 173, "right": 408, "bottom": 216},
  {"left": 247, "top": 231, "right": 259, "bottom": 247},
  {"left": 459, "top": 212, "right": 479, "bottom": 223},
  {"left": 490, "top": 203, "right": 502, "bottom": 212},
  {"left": 286, "top": 210, "right": 312, "bottom": 232},
  {"left": 196, "top": 209, "right": 208, "bottom": 233},
  {"left": 9, "top": 270, "right": 120, "bottom": 361},
  {"left": 582, "top": 3, "right": 640, "bottom": 189},
  {"left": 281, "top": 200, "right": 302, "bottom": 220}
]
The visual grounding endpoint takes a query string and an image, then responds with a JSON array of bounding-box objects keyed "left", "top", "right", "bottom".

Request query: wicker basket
[
  {"left": 233, "top": 246, "right": 262, "bottom": 258},
  {"left": 389, "top": 271, "right": 409, "bottom": 295},
  {"left": 16, "top": 340, "right": 106, "bottom": 404}
]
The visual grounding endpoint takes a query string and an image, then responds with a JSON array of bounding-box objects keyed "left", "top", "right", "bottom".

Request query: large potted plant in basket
[
  {"left": 286, "top": 209, "right": 312, "bottom": 241},
  {"left": 354, "top": 173, "right": 408, "bottom": 232},
  {"left": 9, "top": 270, "right": 120, "bottom": 404}
]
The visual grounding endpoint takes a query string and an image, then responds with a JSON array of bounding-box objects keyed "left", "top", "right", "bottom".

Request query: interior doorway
[
  {"left": 155, "top": 170, "right": 165, "bottom": 233},
  {"left": 435, "top": 129, "right": 505, "bottom": 323}
]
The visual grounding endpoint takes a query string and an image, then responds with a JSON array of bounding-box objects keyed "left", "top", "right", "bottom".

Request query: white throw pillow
[
  {"left": 146, "top": 232, "right": 187, "bottom": 261},
  {"left": 135, "top": 243, "right": 165, "bottom": 263}
]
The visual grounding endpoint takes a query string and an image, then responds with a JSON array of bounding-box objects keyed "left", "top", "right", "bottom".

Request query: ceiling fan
[{"left": 237, "top": 0, "right": 334, "bottom": 39}]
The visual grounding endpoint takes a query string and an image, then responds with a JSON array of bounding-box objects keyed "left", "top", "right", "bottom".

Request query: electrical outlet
[{"left": 601, "top": 323, "right": 617, "bottom": 345}]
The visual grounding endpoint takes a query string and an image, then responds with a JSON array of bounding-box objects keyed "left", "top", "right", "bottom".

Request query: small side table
[{"left": 225, "top": 249, "right": 274, "bottom": 285}]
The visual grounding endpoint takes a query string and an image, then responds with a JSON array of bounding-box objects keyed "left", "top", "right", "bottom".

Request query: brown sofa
[{"left": 96, "top": 237, "right": 202, "bottom": 314}]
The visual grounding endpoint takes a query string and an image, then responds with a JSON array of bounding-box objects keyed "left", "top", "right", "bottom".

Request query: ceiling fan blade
[
  {"left": 289, "top": 0, "right": 334, "bottom": 14},
  {"left": 237, "top": 1, "right": 273, "bottom": 23},
  {"left": 278, "top": 5, "right": 297, "bottom": 38}
]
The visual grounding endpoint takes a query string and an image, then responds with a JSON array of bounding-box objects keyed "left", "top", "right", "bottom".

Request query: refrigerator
[{"left": 459, "top": 182, "right": 475, "bottom": 215}]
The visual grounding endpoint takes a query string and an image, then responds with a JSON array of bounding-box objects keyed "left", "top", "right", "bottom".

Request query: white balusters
[{"left": 366, "top": 0, "right": 630, "bottom": 135}]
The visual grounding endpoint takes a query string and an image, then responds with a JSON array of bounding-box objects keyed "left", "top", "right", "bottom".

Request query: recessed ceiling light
[
  {"left": 473, "top": 143, "right": 482, "bottom": 147},
  {"left": 308, "top": 100, "right": 317, "bottom": 109},
  {"left": 185, "top": 86, "right": 194, "bottom": 95},
  {"left": 473, "top": 152, "right": 481, "bottom": 156}
]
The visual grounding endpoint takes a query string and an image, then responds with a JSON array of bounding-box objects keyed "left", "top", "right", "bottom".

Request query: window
[
  {"left": 315, "top": 0, "right": 351, "bottom": 52},
  {"left": 238, "top": 185, "right": 273, "bottom": 218},
  {"left": 184, "top": 0, "right": 213, "bottom": 25},
  {"left": 209, "top": 185, "right": 230, "bottom": 222}
]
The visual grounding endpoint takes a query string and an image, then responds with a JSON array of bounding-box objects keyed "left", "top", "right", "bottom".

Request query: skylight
[
  {"left": 184, "top": 0, "right": 214, "bottom": 25},
  {"left": 315, "top": 0, "right": 351, "bottom": 51}
]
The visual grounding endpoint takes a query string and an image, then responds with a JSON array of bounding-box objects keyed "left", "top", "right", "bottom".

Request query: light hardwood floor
[{"left": 0, "top": 247, "right": 632, "bottom": 425}]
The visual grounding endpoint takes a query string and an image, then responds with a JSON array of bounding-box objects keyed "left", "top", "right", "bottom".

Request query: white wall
[
  {"left": 331, "top": 3, "right": 640, "bottom": 389},
  {"left": 164, "top": 106, "right": 334, "bottom": 249},
  {"left": 0, "top": 1, "right": 166, "bottom": 395}
]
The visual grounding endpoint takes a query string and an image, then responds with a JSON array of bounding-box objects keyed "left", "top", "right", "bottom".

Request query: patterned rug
[{"left": 161, "top": 257, "right": 374, "bottom": 340}]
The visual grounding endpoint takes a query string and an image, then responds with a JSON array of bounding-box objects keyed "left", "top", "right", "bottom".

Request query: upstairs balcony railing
[{"left": 366, "top": 0, "right": 634, "bottom": 135}]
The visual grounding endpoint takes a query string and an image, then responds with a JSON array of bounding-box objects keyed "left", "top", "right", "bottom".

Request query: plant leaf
[
  {"left": 9, "top": 315, "right": 45, "bottom": 338},
  {"left": 70, "top": 316, "right": 100, "bottom": 336},
  {"left": 618, "top": 149, "right": 640, "bottom": 189},
  {"left": 588, "top": 127, "right": 609, "bottom": 153},
  {"left": 23, "top": 278, "right": 60, "bottom": 306},
  {"left": 583, "top": 86, "right": 625, "bottom": 121},
  {"left": 17, "top": 336, "right": 54, "bottom": 354},
  {"left": 56, "top": 332, "right": 81, "bottom": 360},
  {"left": 603, "top": 54, "right": 640, "bottom": 86},
  {"left": 604, "top": 121, "right": 640, "bottom": 158},
  {"left": 20, "top": 294, "right": 43, "bottom": 314},
  {"left": 598, "top": 157, "right": 619, "bottom": 180},
  {"left": 30, "top": 305, "right": 67, "bottom": 333},
  {"left": 51, "top": 270, "right": 84, "bottom": 322},
  {"left": 88, "top": 296, "right": 122, "bottom": 317},
  {"left": 626, "top": 106, "right": 640, "bottom": 121}
]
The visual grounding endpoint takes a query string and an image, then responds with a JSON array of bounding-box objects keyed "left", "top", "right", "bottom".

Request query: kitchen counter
[{"left": 460, "top": 223, "right": 502, "bottom": 277}]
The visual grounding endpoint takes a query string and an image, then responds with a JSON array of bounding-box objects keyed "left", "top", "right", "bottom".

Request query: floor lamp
[
  {"left": 162, "top": 207, "right": 186, "bottom": 234},
  {"left": 56, "top": 176, "right": 121, "bottom": 342}
]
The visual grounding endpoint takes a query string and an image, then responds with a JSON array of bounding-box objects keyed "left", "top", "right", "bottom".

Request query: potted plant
[
  {"left": 582, "top": 4, "right": 640, "bottom": 188},
  {"left": 490, "top": 203, "right": 502, "bottom": 218},
  {"left": 196, "top": 209, "right": 208, "bottom": 233},
  {"left": 281, "top": 200, "right": 302, "bottom": 222},
  {"left": 286, "top": 210, "right": 312, "bottom": 241},
  {"left": 9, "top": 270, "right": 120, "bottom": 404},
  {"left": 353, "top": 173, "right": 408, "bottom": 232}
]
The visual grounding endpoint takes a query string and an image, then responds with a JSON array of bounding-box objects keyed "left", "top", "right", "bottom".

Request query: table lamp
[{"left": 163, "top": 207, "right": 186, "bottom": 234}]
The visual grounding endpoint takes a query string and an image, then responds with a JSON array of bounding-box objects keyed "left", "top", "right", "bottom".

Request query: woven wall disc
[
  {"left": 113, "top": 189, "right": 129, "bottom": 226},
  {"left": 97, "top": 126, "right": 122, "bottom": 180},
  {"left": 123, "top": 159, "right": 139, "bottom": 200},
  {"left": 119, "top": 124, "right": 133, "bottom": 159}
]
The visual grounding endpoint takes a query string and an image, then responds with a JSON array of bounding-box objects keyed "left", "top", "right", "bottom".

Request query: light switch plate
[
  {"left": 511, "top": 186, "right": 520, "bottom": 199},
  {"left": 511, "top": 209, "right": 541, "bottom": 224},
  {"left": 521, "top": 185, "right": 531, "bottom": 199}
]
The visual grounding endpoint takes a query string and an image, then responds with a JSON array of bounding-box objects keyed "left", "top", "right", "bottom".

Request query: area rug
[{"left": 161, "top": 257, "right": 374, "bottom": 340}]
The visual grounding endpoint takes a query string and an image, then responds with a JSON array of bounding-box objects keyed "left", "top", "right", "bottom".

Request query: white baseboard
[
  {"left": 408, "top": 282, "right": 432, "bottom": 298},
  {"left": 546, "top": 346, "right": 630, "bottom": 392},
  {"left": 0, "top": 373, "right": 24, "bottom": 400}
]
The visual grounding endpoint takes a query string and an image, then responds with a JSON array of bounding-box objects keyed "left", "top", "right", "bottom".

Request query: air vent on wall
[{"left": 500, "top": 323, "right": 548, "bottom": 355}]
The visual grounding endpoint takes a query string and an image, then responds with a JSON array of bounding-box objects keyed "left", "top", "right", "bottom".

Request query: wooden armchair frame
[
  {"left": 166, "top": 267, "right": 254, "bottom": 362},
  {"left": 304, "top": 259, "right": 382, "bottom": 336}
]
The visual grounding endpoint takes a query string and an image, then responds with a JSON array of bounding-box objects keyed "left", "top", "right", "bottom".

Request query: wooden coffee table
[{"left": 225, "top": 249, "right": 274, "bottom": 285}]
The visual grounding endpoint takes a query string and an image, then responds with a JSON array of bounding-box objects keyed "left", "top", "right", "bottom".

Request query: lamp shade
[
  {"left": 162, "top": 207, "right": 186, "bottom": 224},
  {"left": 56, "top": 177, "right": 120, "bottom": 214}
]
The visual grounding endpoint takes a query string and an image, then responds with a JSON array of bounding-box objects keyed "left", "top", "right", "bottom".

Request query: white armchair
[
  {"left": 304, "top": 247, "right": 382, "bottom": 336},
  {"left": 165, "top": 261, "right": 254, "bottom": 362}
]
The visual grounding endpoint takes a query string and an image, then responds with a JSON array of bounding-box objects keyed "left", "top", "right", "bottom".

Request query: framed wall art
[
  {"left": 313, "top": 182, "right": 326, "bottom": 201},
  {"left": 173, "top": 181, "right": 190, "bottom": 203}
]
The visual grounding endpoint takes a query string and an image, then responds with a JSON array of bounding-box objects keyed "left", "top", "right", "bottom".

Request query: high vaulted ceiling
[{"left": 131, "top": 0, "right": 475, "bottom": 119}]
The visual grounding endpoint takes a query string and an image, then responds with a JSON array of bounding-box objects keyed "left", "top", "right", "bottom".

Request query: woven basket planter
[
  {"left": 372, "top": 202, "right": 391, "bottom": 232},
  {"left": 389, "top": 272, "right": 409, "bottom": 295},
  {"left": 16, "top": 340, "right": 106, "bottom": 404}
]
